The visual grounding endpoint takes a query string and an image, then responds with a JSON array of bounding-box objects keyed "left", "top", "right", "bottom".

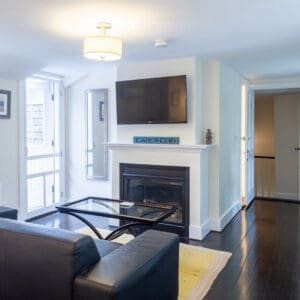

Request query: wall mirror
[{"left": 85, "top": 89, "right": 108, "bottom": 180}]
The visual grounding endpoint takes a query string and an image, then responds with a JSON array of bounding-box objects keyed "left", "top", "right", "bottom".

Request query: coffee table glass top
[{"left": 57, "top": 197, "right": 176, "bottom": 223}]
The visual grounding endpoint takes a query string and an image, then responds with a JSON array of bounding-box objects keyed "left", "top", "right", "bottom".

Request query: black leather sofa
[
  {"left": 0, "top": 219, "right": 179, "bottom": 300},
  {"left": 0, "top": 206, "right": 17, "bottom": 220}
]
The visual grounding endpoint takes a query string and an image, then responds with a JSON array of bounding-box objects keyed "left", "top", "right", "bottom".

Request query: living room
[{"left": 1, "top": 1, "right": 300, "bottom": 299}]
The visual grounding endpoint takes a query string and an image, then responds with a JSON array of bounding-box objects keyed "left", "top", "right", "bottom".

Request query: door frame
[
  {"left": 19, "top": 75, "right": 65, "bottom": 220},
  {"left": 242, "top": 78, "right": 300, "bottom": 204},
  {"left": 241, "top": 83, "right": 255, "bottom": 206}
]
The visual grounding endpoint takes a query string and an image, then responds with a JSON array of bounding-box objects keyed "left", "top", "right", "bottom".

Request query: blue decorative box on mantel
[{"left": 133, "top": 136, "right": 180, "bottom": 145}]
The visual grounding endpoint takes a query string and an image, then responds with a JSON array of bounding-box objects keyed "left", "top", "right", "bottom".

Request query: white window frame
[{"left": 19, "top": 75, "right": 65, "bottom": 220}]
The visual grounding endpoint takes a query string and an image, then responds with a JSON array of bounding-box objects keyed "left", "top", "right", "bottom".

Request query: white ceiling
[{"left": 1, "top": 0, "right": 300, "bottom": 80}]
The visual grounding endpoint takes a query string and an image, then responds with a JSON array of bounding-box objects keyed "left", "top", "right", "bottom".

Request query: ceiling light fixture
[{"left": 83, "top": 22, "right": 122, "bottom": 61}]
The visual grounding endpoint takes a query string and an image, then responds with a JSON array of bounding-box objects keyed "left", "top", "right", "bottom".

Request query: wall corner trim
[
  {"left": 210, "top": 201, "right": 242, "bottom": 232},
  {"left": 190, "top": 219, "right": 211, "bottom": 241}
]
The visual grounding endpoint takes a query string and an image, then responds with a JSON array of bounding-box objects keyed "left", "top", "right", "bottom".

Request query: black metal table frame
[{"left": 56, "top": 197, "right": 176, "bottom": 241}]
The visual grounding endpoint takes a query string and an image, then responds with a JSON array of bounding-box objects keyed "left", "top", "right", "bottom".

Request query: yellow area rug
[{"left": 76, "top": 227, "right": 231, "bottom": 300}]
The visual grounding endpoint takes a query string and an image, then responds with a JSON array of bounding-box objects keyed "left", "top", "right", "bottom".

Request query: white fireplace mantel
[
  {"left": 107, "top": 143, "right": 216, "bottom": 152},
  {"left": 107, "top": 142, "right": 216, "bottom": 240}
]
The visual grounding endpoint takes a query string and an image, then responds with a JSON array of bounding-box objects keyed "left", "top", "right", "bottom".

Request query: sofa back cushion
[{"left": 0, "top": 219, "right": 100, "bottom": 300}]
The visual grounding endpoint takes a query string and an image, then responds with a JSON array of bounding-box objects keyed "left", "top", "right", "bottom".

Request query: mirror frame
[{"left": 85, "top": 88, "right": 108, "bottom": 180}]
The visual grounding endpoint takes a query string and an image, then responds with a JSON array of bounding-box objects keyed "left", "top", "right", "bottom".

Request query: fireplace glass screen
[{"left": 124, "top": 177, "right": 184, "bottom": 225}]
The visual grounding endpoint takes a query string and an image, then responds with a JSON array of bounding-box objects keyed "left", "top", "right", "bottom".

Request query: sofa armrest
[{"left": 73, "top": 230, "right": 179, "bottom": 300}]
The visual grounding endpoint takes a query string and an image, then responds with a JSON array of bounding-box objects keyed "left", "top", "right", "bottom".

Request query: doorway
[
  {"left": 20, "top": 76, "right": 65, "bottom": 219},
  {"left": 254, "top": 90, "right": 300, "bottom": 201}
]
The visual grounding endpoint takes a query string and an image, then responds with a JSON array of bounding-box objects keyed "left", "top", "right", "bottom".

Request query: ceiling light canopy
[{"left": 83, "top": 22, "right": 122, "bottom": 61}]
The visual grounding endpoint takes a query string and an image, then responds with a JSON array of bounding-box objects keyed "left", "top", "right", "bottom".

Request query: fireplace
[{"left": 120, "top": 163, "right": 189, "bottom": 240}]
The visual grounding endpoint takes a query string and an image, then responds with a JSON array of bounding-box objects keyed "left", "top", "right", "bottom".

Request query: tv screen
[{"left": 116, "top": 75, "right": 187, "bottom": 124}]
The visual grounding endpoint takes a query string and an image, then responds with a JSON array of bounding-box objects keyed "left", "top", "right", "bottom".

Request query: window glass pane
[
  {"left": 26, "top": 103, "right": 44, "bottom": 145},
  {"left": 27, "top": 157, "right": 55, "bottom": 175},
  {"left": 26, "top": 78, "right": 54, "bottom": 156},
  {"left": 27, "top": 177, "right": 44, "bottom": 212},
  {"left": 54, "top": 157, "right": 60, "bottom": 172}
]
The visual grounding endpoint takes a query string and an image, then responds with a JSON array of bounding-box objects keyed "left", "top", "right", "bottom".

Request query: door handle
[{"left": 295, "top": 147, "right": 300, "bottom": 151}]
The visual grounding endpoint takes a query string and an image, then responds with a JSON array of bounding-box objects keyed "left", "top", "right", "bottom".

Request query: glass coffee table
[{"left": 56, "top": 197, "right": 176, "bottom": 241}]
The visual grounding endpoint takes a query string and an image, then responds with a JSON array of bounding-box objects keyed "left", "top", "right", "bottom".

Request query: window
[{"left": 21, "top": 77, "right": 65, "bottom": 216}]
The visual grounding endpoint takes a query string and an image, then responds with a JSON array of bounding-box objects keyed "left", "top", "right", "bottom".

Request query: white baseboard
[
  {"left": 246, "top": 187, "right": 255, "bottom": 206},
  {"left": 275, "top": 192, "right": 298, "bottom": 200},
  {"left": 210, "top": 201, "right": 242, "bottom": 232},
  {"left": 210, "top": 218, "right": 221, "bottom": 232},
  {"left": 189, "top": 219, "right": 211, "bottom": 241}
]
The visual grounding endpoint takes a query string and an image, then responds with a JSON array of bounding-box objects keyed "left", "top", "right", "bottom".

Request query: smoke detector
[{"left": 154, "top": 39, "right": 168, "bottom": 48}]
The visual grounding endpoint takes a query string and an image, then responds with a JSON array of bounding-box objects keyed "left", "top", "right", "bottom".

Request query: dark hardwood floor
[
  {"left": 33, "top": 199, "right": 300, "bottom": 300},
  {"left": 200, "top": 199, "right": 300, "bottom": 300}
]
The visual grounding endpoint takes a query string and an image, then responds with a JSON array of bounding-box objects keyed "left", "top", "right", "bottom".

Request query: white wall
[
  {"left": 202, "top": 61, "right": 243, "bottom": 229},
  {"left": 201, "top": 61, "right": 220, "bottom": 221},
  {"left": 116, "top": 58, "right": 202, "bottom": 144},
  {"left": 0, "top": 78, "right": 19, "bottom": 209},
  {"left": 65, "top": 67, "right": 117, "bottom": 201},
  {"left": 219, "top": 63, "right": 242, "bottom": 217}
]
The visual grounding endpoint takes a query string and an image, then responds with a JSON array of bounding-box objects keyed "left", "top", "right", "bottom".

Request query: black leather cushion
[
  {"left": 0, "top": 219, "right": 100, "bottom": 300},
  {"left": 0, "top": 207, "right": 17, "bottom": 220},
  {"left": 94, "top": 238, "right": 121, "bottom": 257},
  {"left": 74, "top": 230, "right": 179, "bottom": 300}
]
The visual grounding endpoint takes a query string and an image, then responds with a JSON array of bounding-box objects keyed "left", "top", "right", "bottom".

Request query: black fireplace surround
[{"left": 120, "top": 163, "right": 189, "bottom": 240}]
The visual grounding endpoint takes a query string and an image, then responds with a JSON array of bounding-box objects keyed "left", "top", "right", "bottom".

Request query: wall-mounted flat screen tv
[{"left": 116, "top": 75, "right": 187, "bottom": 124}]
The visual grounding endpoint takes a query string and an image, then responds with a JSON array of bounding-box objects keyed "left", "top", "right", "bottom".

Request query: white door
[
  {"left": 20, "top": 77, "right": 65, "bottom": 219},
  {"left": 241, "top": 87, "right": 255, "bottom": 206},
  {"left": 274, "top": 94, "right": 300, "bottom": 200}
]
